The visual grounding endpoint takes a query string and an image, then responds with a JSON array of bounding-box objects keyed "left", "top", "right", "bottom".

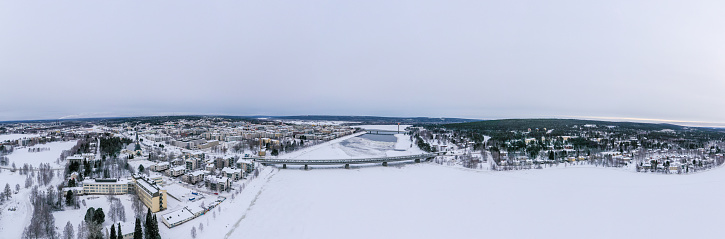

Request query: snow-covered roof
[{"left": 161, "top": 207, "right": 195, "bottom": 225}]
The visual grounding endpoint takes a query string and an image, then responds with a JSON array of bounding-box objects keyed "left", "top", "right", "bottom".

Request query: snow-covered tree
[{"left": 63, "top": 221, "right": 74, "bottom": 239}]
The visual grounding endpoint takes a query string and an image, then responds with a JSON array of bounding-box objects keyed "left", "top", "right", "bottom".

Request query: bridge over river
[{"left": 245, "top": 153, "right": 440, "bottom": 169}]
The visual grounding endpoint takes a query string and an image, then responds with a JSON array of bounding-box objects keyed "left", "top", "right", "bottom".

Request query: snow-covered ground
[
  {"left": 159, "top": 166, "right": 277, "bottom": 239},
  {"left": 279, "top": 132, "right": 423, "bottom": 160},
  {"left": 276, "top": 120, "right": 359, "bottom": 126},
  {"left": 53, "top": 195, "right": 138, "bottom": 235},
  {"left": 227, "top": 163, "right": 725, "bottom": 239},
  {"left": 6, "top": 140, "right": 78, "bottom": 168},
  {"left": 353, "top": 125, "right": 412, "bottom": 131},
  {"left": 0, "top": 133, "right": 40, "bottom": 142},
  {"left": 0, "top": 168, "right": 65, "bottom": 238}
]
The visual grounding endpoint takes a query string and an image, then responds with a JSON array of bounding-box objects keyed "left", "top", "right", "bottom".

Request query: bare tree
[
  {"left": 190, "top": 226, "right": 197, "bottom": 238},
  {"left": 63, "top": 221, "right": 74, "bottom": 239}
]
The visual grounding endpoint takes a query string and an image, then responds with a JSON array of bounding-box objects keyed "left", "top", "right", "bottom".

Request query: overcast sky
[{"left": 1, "top": 1, "right": 724, "bottom": 125}]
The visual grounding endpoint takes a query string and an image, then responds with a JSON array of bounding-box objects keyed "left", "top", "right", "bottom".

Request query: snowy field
[
  {"left": 353, "top": 125, "right": 412, "bottom": 131},
  {"left": 280, "top": 132, "right": 422, "bottom": 160},
  {"left": 228, "top": 164, "right": 725, "bottom": 239},
  {"left": 6, "top": 140, "right": 78, "bottom": 167},
  {"left": 53, "top": 195, "right": 138, "bottom": 235},
  {"left": 0, "top": 168, "right": 65, "bottom": 238},
  {"left": 0, "top": 133, "right": 40, "bottom": 142}
]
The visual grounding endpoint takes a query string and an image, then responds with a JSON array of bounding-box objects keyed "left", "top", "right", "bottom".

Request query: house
[{"left": 66, "top": 155, "right": 84, "bottom": 165}]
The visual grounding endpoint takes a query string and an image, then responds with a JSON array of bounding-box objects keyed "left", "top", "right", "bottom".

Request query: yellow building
[
  {"left": 133, "top": 177, "right": 168, "bottom": 213},
  {"left": 82, "top": 176, "right": 168, "bottom": 213}
]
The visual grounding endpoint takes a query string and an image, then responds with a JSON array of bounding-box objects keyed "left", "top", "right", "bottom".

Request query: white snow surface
[
  {"left": 227, "top": 164, "right": 725, "bottom": 239},
  {"left": 6, "top": 140, "right": 78, "bottom": 167},
  {"left": 0, "top": 133, "right": 40, "bottom": 142},
  {"left": 353, "top": 125, "right": 411, "bottom": 131},
  {"left": 279, "top": 133, "right": 422, "bottom": 160}
]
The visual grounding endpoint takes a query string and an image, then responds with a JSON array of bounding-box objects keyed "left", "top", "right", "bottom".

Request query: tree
[
  {"left": 144, "top": 209, "right": 151, "bottom": 239},
  {"left": 15, "top": 183, "right": 20, "bottom": 192},
  {"left": 76, "top": 222, "right": 87, "bottom": 239},
  {"left": 66, "top": 190, "right": 74, "bottom": 205},
  {"left": 138, "top": 164, "right": 145, "bottom": 174},
  {"left": 199, "top": 222, "right": 204, "bottom": 232},
  {"left": 271, "top": 148, "right": 279, "bottom": 156},
  {"left": 110, "top": 224, "right": 117, "bottom": 239},
  {"left": 94, "top": 208, "right": 105, "bottom": 224},
  {"left": 134, "top": 218, "right": 143, "bottom": 239},
  {"left": 4, "top": 183, "right": 11, "bottom": 200},
  {"left": 63, "top": 221, "right": 74, "bottom": 239},
  {"left": 150, "top": 214, "right": 161, "bottom": 239},
  {"left": 117, "top": 223, "right": 122, "bottom": 239},
  {"left": 25, "top": 176, "right": 32, "bottom": 188},
  {"left": 85, "top": 207, "right": 96, "bottom": 223},
  {"left": 190, "top": 226, "right": 197, "bottom": 239}
]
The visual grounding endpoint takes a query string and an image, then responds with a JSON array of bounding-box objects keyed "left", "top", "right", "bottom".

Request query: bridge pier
[
  {"left": 282, "top": 164, "right": 286, "bottom": 169},
  {"left": 415, "top": 159, "right": 420, "bottom": 163},
  {"left": 345, "top": 164, "right": 350, "bottom": 169},
  {"left": 304, "top": 164, "right": 308, "bottom": 170},
  {"left": 382, "top": 162, "right": 388, "bottom": 167}
]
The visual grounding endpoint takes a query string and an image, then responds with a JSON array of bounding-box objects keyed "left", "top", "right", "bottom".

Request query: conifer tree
[
  {"left": 117, "top": 222, "right": 122, "bottom": 239},
  {"left": 134, "top": 218, "right": 143, "bottom": 239},
  {"left": 110, "top": 224, "right": 116, "bottom": 239}
]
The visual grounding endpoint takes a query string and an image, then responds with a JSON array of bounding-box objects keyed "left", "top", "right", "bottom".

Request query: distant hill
[
  {"left": 444, "top": 118, "right": 688, "bottom": 132},
  {"left": 266, "top": 115, "right": 480, "bottom": 124}
]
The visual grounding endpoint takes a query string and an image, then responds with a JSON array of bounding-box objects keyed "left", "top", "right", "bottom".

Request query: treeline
[
  {"left": 22, "top": 185, "right": 63, "bottom": 238},
  {"left": 100, "top": 135, "right": 132, "bottom": 158}
]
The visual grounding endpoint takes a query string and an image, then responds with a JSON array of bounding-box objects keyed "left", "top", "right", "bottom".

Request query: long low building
[
  {"left": 161, "top": 205, "right": 206, "bottom": 228},
  {"left": 82, "top": 178, "right": 134, "bottom": 195}
]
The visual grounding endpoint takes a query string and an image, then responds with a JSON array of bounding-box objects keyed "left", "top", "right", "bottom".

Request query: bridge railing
[{"left": 247, "top": 153, "right": 438, "bottom": 165}]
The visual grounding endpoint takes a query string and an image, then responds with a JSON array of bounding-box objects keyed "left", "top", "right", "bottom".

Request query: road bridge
[{"left": 246, "top": 153, "right": 439, "bottom": 169}]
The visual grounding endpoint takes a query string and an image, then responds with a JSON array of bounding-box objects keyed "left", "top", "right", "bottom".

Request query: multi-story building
[
  {"left": 168, "top": 166, "right": 186, "bottom": 177},
  {"left": 152, "top": 162, "right": 170, "bottom": 172},
  {"left": 134, "top": 176, "right": 168, "bottom": 213},
  {"left": 83, "top": 176, "right": 168, "bottom": 213},
  {"left": 82, "top": 178, "right": 134, "bottom": 195},
  {"left": 221, "top": 167, "right": 242, "bottom": 181},
  {"left": 183, "top": 171, "right": 206, "bottom": 184},
  {"left": 205, "top": 176, "right": 231, "bottom": 191}
]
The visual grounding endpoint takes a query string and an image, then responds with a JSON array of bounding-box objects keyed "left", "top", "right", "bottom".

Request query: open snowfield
[
  {"left": 0, "top": 134, "right": 40, "bottom": 142},
  {"left": 0, "top": 169, "right": 65, "bottom": 238},
  {"left": 53, "top": 195, "right": 138, "bottom": 234},
  {"left": 6, "top": 140, "right": 78, "bottom": 167},
  {"left": 280, "top": 133, "right": 423, "bottom": 160},
  {"left": 228, "top": 164, "right": 725, "bottom": 239},
  {"left": 353, "top": 125, "right": 412, "bottom": 131}
]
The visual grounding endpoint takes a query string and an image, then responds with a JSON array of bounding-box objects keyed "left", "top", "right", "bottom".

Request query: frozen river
[{"left": 228, "top": 164, "right": 725, "bottom": 239}]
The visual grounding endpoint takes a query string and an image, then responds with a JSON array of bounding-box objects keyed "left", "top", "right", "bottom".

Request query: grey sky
[{"left": 2, "top": 1, "right": 724, "bottom": 124}]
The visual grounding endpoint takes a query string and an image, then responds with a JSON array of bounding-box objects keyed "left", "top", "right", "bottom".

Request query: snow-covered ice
[
  {"left": 353, "top": 125, "right": 411, "bottom": 131},
  {"left": 279, "top": 133, "right": 422, "bottom": 160},
  {"left": 226, "top": 164, "right": 725, "bottom": 239}
]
